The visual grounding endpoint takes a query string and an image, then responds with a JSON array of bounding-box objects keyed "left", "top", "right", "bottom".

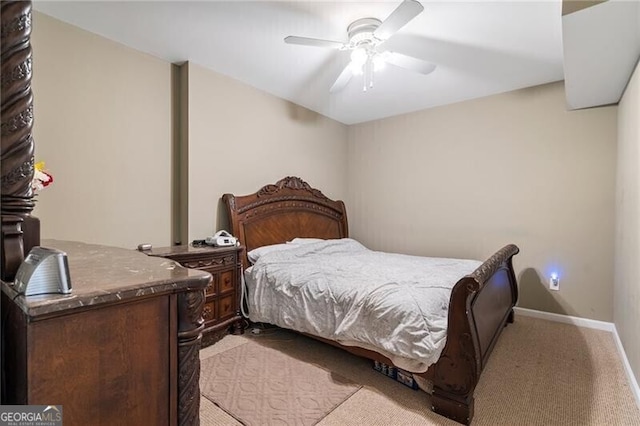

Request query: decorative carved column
[
  {"left": 1, "top": 0, "right": 40, "bottom": 281},
  {"left": 177, "top": 289, "right": 205, "bottom": 426}
]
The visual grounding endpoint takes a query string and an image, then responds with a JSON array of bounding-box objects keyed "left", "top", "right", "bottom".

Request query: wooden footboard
[{"left": 430, "top": 244, "right": 519, "bottom": 424}]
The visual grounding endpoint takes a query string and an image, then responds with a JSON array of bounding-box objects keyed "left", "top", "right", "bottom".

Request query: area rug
[{"left": 200, "top": 340, "right": 362, "bottom": 426}]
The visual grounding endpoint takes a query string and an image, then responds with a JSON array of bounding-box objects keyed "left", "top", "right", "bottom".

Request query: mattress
[{"left": 244, "top": 238, "right": 482, "bottom": 373}]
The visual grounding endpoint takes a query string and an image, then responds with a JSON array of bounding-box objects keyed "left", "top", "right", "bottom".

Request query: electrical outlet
[{"left": 549, "top": 275, "right": 560, "bottom": 291}]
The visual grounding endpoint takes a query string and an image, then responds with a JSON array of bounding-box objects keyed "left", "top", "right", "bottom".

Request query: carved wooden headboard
[{"left": 222, "top": 176, "right": 348, "bottom": 266}]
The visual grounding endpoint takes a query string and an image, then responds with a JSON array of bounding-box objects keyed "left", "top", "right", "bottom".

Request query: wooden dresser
[
  {"left": 1, "top": 240, "right": 210, "bottom": 426},
  {"left": 148, "top": 244, "right": 244, "bottom": 346}
]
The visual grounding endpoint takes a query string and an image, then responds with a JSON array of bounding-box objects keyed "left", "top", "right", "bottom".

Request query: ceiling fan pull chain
[
  {"left": 369, "top": 56, "right": 375, "bottom": 89},
  {"left": 363, "top": 54, "right": 374, "bottom": 92},
  {"left": 363, "top": 57, "right": 369, "bottom": 91}
]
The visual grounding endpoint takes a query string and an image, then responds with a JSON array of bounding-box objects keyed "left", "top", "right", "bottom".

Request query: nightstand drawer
[
  {"left": 202, "top": 300, "right": 216, "bottom": 322},
  {"left": 180, "top": 254, "right": 235, "bottom": 270},
  {"left": 205, "top": 274, "right": 217, "bottom": 296},
  {"left": 220, "top": 270, "right": 234, "bottom": 293},
  {"left": 147, "top": 244, "right": 244, "bottom": 347},
  {"left": 218, "top": 294, "right": 235, "bottom": 320}
]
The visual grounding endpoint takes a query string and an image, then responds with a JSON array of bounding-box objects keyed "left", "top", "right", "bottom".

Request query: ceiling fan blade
[
  {"left": 284, "top": 36, "right": 345, "bottom": 49},
  {"left": 330, "top": 64, "right": 353, "bottom": 93},
  {"left": 384, "top": 52, "right": 436, "bottom": 75},
  {"left": 374, "top": 0, "right": 424, "bottom": 41}
]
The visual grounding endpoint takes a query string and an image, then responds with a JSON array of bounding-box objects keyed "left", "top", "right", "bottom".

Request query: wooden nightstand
[{"left": 147, "top": 244, "right": 245, "bottom": 346}]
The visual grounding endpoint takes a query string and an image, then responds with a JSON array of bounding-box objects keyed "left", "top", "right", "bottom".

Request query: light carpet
[
  {"left": 200, "top": 316, "right": 640, "bottom": 425},
  {"left": 200, "top": 339, "right": 362, "bottom": 426}
]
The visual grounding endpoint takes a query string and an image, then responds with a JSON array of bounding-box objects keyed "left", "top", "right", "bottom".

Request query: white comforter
[{"left": 244, "top": 238, "right": 481, "bottom": 373}]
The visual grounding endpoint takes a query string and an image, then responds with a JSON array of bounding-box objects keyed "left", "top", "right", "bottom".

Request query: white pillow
[
  {"left": 286, "top": 237, "right": 325, "bottom": 245},
  {"left": 247, "top": 243, "right": 292, "bottom": 264}
]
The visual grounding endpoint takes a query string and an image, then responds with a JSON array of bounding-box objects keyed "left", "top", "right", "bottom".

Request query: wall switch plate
[{"left": 549, "top": 276, "right": 560, "bottom": 291}]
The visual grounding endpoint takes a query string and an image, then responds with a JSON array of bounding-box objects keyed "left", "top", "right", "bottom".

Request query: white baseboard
[
  {"left": 514, "top": 307, "right": 615, "bottom": 331},
  {"left": 513, "top": 307, "right": 640, "bottom": 408},
  {"left": 612, "top": 325, "right": 640, "bottom": 408}
]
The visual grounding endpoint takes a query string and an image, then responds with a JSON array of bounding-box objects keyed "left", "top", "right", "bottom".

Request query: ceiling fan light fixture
[
  {"left": 350, "top": 47, "right": 370, "bottom": 76},
  {"left": 350, "top": 48, "right": 367, "bottom": 66},
  {"left": 372, "top": 54, "right": 386, "bottom": 72},
  {"left": 349, "top": 48, "right": 386, "bottom": 87},
  {"left": 285, "top": 0, "right": 431, "bottom": 93}
]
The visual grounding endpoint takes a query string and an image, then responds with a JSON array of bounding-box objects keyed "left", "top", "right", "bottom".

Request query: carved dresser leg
[{"left": 177, "top": 289, "right": 205, "bottom": 426}]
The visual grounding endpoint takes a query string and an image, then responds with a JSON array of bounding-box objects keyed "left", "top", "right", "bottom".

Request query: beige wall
[
  {"left": 30, "top": 14, "right": 622, "bottom": 326},
  {"left": 30, "top": 14, "right": 348, "bottom": 249},
  {"left": 31, "top": 12, "right": 173, "bottom": 249},
  {"left": 185, "top": 62, "right": 348, "bottom": 242},
  {"left": 615, "top": 60, "right": 640, "bottom": 384},
  {"left": 348, "top": 81, "right": 617, "bottom": 321}
]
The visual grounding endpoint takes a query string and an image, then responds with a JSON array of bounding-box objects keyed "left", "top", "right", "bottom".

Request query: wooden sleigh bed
[{"left": 223, "top": 176, "right": 519, "bottom": 425}]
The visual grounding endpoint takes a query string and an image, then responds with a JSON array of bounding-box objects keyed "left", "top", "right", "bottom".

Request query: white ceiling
[
  {"left": 31, "top": 1, "right": 581, "bottom": 124},
  {"left": 562, "top": 0, "right": 640, "bottom": 110}
]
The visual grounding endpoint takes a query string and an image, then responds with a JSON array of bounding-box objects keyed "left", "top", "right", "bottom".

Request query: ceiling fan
[{"left": 284, "top": 0, "right": 435, "bottom": 93}]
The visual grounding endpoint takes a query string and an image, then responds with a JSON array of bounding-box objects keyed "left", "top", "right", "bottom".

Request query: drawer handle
[{"left": 224, "top": 277, "right": 231, "bottom": 284}]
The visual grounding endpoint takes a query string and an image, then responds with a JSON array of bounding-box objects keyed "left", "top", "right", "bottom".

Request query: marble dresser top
[{"left": 1, "top": 239, "right": 211, "bottom": 319}]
